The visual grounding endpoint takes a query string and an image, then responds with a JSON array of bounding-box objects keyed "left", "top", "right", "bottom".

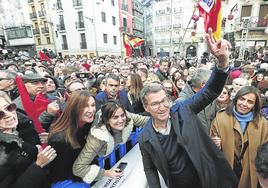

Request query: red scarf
[{"left": 15, "top": 76, "right": 49, "bottom": 134}]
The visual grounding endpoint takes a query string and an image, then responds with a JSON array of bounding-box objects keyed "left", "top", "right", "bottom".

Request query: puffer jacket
[{"left": 72, "top": 112, "right": 149, "bottom": 184}]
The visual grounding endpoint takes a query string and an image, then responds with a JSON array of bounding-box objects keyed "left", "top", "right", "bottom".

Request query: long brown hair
[
  {"left": 48, "top": 90, "right": 95, "bottom": 148},
  {"left": 128, "top": 73, "right": 143, "bottom": 101}
]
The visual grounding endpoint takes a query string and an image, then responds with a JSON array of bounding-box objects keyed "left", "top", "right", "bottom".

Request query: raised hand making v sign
[{"left": 205, "top": 28, "right": 232, "bottom": 69}]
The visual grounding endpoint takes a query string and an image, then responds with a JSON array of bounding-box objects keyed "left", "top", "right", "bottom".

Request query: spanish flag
[
  {"left": 198, "top": 0, "right": 222, "bottom": 40},
  {"left": 123, "top": 33, "right": 132, "bottom": 58},
  {"left": 129, "top": 37, "right": 145, "bottom": 48}
]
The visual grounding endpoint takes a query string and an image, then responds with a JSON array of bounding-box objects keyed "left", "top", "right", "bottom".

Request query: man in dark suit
[{"left": 138, "top": 29, "right": 238, "bottom": 188}]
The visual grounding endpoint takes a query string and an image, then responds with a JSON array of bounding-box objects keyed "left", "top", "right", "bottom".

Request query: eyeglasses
[
  {"left": 0, "top": 103, "right": 16, "bottom": 120},
  {"left": 149, "top": 97, "right": 171, "bottom": 111}
]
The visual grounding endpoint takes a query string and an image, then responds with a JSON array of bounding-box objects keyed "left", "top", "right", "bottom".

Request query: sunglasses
[{"left": 0, "top": 103, "right": 16, "bottom": 120}]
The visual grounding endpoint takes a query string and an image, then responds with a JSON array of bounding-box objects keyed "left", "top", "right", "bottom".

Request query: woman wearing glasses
[
  {"left": 0, "top": 91, "right": 57, "bottom": 188},
  {"left": 47, "top": 90, "right": 96, "bottom": 187},
  {"left": 73, "top": 101, "right": 149, "bottom": 184}
]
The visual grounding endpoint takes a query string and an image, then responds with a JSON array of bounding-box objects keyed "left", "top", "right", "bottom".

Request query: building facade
[
  {"left": 26, "top": 0, "right": 122, "bottom": 58},
  {"left": 143, "top": 0, "right": 202, "bottom": 57},
  {"left": 223, "top": 0, "right": 268, "bottom": 59},
  {"left": 28, "top": 0, "right": 57, "bottom": 54},
  {"left": 0, "top": 0, "right": 35, "bottom": 56},
  {"left": 132, "top": 0, "right": 144, "bottom": 38}
]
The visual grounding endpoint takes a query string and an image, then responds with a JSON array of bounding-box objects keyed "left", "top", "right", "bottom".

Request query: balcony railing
[
  {"left": 121, "top": 26, "right": 130, "bottom": 33},
  {"left": 155, "top": 39, "right": 171, "bottom": 45},
  {"left": 41, "top": 27, "right": 49, "bottom": 34},
  {"left": 80, "top": 42, "right": 87, "bottom": 49},
  {"left": 33, "top": 28, "right": 40, "bottom": 35},
  {"left": 62, "top": 43, "right": 68, "bottom": 50},
  {"left": 236, "top": 16, "right": 268, "bottom": 30},
  {"left": 57, "top": 23, "right": 65, "bottom": 31},
  {"left": 38, "top": 10, "right": 46, "bottom": 17},
  {"left": 75, "top": 21, "right": 85, "bottom": 29},
  {"left": 30, "top": 12, "right": 37, "bottom": 20},
  {"left": 73, "top": 0, "right": 82, "bottom": 7}
]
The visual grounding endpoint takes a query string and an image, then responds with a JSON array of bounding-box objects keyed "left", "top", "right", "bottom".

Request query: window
[
  {"left": 112, "top": 16, "right": 116, "bottom": 25},
  {"left": 113, "top": 36, "right": 117, "bottom": 45},
  {"left": 111, "top": 0, "right": 115, "bottom": 6},
  {"left": 56, "top": 0, "right": 63, "bottom": 10},
  {"left": 101, "top": 12, "right": 106, "bottom": 23},
  {"left": 123, "top": 17, "right": 127, "bottom": 27},
  {"left": 80, "top": 33, "right": 87, "bottom": 49},
  {"left": 78, "top": 11, "right": 84, "bottom": 22},
  {"left": 37, "top": 38, "right": 41, "bottom": 45},
  {"left": 258, "top": 5, "right": 268, "bottom": 27},
  {"left": 62, "top": 35, "right": 68, "bottom": 49},
  {"left": 241, "top": 5, "right": 252, "bottom": 18},
  {"left": 103, "top": 33, "right": 108, "bottom": 43},
  {"left": 46, "top": 37, "right": 51, "bottom": 44}
]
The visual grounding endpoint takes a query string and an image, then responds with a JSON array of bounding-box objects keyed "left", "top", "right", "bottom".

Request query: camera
[{"left": 76, "top": 72, "right": 92, "bottom": 79}]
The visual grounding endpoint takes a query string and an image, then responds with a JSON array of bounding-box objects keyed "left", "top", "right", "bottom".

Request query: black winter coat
[
  {"left": 0, "top": 112, "right": 46, "bottom": 188},
  {"left": 47, "top": 123, "right": 92, "bottom": 185},
  {"left": 139, "top": 68, "right": 239, "bottom": 188}
]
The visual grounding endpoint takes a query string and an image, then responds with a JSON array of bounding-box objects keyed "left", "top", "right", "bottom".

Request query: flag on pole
[
  {"left": 129, "top": 37, "right": 145, "bottom": 48},
  {"left": 198, "top": 0, "right": 222, "bottom": 40},
  {"left": 39, "top": 50, "right": 51, "bottom": 64},
  {"left": 123, "top": 33, "right": 132, "bottom": 58}
]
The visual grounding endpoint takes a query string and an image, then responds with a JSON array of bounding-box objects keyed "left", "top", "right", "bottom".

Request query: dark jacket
[
  {"left": 95, "top": 90, "right": 134, "bottom": 112},
  {"left": 177, "top": 82, "right": 217, "bottom": 133},
  {"left": 138, "top": 68, "right": 238, "bottom": 188},
  {"left": 47, "top": 124, "right": 92, "bottom": 185},
  {"left": 155, "top": 69, "right": 169, "bottom": 82},
  {"left": 0, "top": 112, "right": 45, "bottom": 188}
]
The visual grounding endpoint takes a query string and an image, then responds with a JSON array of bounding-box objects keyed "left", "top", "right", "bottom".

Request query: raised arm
[
  {"left": 127, "top": 112, "right": 150, "bottom": 128},
  {"left": 172, "top": 28, "right": 231, "bottom": 114}
]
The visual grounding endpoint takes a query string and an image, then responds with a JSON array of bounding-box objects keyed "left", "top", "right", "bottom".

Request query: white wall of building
[
  {"left": 48, "top": 0, "right": 121, "bottom": 57},
  {"left": 92, "top": 0, "right": 121, "bottom": 56}
]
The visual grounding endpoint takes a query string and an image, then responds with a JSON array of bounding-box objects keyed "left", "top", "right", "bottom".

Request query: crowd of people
[{"left": 0, "top": 29, "right": 268, "bottom": 188}]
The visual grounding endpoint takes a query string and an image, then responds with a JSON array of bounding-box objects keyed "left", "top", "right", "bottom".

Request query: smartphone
[
  {"left": 57, "top": 88, "right": 66, "bottom": 96},
  {"left": 76, "top": 72, "right": 91, "bottom": 79},
  {"left": 117, "top": 162, "right": 127, "bottom": 172}
]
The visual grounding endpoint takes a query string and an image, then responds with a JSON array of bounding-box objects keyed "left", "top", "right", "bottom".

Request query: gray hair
[
  {"left": 0, "top": 70, "right": 17, "bottom": 80},
  {"left": 140, "top": 83, "right": 167, "bottom": 106},
  {"left": 191, "top": 68, "right": 212, "bottom": 88}
]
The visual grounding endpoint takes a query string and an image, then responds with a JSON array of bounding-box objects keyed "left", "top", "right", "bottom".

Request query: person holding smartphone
[{"left": 72, "top": 101, "right": 149, "bottom": 184}]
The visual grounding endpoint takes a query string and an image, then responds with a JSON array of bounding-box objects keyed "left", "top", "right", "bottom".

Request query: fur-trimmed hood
[{"left": 90, "top": 121, "right": 133, "bottom": 156}]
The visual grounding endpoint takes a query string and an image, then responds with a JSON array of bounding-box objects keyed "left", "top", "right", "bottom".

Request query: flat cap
[{"left": 22, "top": 73, "right": 48, "bottom": 83}]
